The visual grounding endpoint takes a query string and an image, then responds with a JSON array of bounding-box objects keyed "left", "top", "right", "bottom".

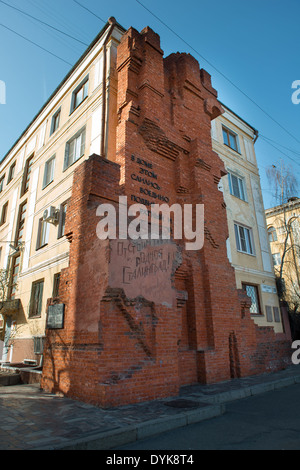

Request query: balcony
[{"left": 0, "top": 299, "right": 21, "bottom": 316}]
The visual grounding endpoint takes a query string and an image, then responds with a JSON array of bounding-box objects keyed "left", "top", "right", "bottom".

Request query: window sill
[
  {"left": 223, "top": 143, "right": 242, "bottom": 155},
  {"left": 69, "top": 95, "right": 88, "bottom": 116},
  {"left": 28, "top": 315, "right": 42, "bottom": 320},
  {"left": 230, "top": 193, "right": 248, "bottom": 203},
  {"left": 63, "top": 153, "right": 85, "bottom": 172},
  {"left": 36, "top": 243, "right": 48, "bottom": 252},
  {"left": 42, "top": 180, "right": 54, "bottom": 190},
  {"left": 236, "top": 249, "right": 256, "bottom": 257}
]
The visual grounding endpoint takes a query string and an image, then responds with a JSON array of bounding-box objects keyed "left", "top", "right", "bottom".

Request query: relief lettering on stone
[{"left": 109, "top": 239, "right": 181, "bottom": 307}]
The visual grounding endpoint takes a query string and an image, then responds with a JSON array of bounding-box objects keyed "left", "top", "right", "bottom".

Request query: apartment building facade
[
  {"left": 0, "top": 19, "right": 125, "bottom": 363},
  {"left": 212, "top": 106, "right": 284, "bottom": 332}
]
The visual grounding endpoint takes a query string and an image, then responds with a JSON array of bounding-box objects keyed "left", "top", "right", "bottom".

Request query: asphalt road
[{"left": 116, "top": 383, "right": 300, "bottom": 450}]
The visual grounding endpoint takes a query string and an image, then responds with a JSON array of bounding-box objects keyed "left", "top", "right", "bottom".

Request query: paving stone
[{"left": 0, "top": 366, "right": 300, "bottom": 450}]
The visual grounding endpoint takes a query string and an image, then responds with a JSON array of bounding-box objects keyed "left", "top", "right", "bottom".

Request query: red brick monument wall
[{"left": 41, "top": 26, "right": 292, "bottom": 407}]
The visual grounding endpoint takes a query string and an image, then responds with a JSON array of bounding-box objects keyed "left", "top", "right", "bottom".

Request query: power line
[
  {"left": 71, "top": 0, "right": 106, "bottom": 23},
  {"left": 0, "top": 0, "right": 88, "bottom": 46},
  {"left": 135, "top": 0, "right": 300, "bottom": 148},
  {"left": 27, "top": 0, "right": 91, "bottom": 44},
  {"left": 260, "top": 134, "right": 300, "bottom": 158},
  {"left": 260, "top": 135, "right": 300, "bottom": 171},
  {"left": 0, "top": 23, "right": 73, "bottom": 66}
]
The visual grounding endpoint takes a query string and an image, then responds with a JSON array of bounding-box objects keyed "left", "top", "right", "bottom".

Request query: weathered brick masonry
[{"left": 41, "top": 26, "right": 292, "bottom": 407}]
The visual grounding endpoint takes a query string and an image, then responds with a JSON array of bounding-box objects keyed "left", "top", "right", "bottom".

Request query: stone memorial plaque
[
  {"left": 47, "top": 304, "right": 65, "bottom": 329},
  {"left": 109, "top": 238, "right": 181, "bottom": 307}
]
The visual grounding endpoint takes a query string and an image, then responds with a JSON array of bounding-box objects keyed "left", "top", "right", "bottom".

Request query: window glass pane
[
  {"left": 234, "top": 224, "right": 240, "bottom": 251},
  {"left": 243, "top": 284, "right": 260, "bottom": 314},
  {"left": 229, "top": 133, "right": 237, "bottom": 151},
  {"left": 239, "top": 226, "right": 247, "bottom": 252},
  {"left": 238, "top": 178, "right": 246, "bottom": 201},
  {"left": 43, "top": 156, "right": 55, "bottom": 188},
  {"left": 75, "top": 87, "right": 83, "bottom": 108},
  {"left": 245, "top": 228, "right": 253, "bottom": 254},
  {"left": 64, "top": 128, "right": 86, "bottom": 170},
  {"left": 222, "top": 128, "right": 229, "bottom": 146},
  {"left": 231, "top": 175, "right": 240, "bottom": 198},
  {"left": 30, "top": 280, "right": 44, "bottom": 317}
]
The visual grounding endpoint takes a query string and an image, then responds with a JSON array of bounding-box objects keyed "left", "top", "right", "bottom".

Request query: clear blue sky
[{"left": 0, "top": 0, "right": 299, "bottom": 209}]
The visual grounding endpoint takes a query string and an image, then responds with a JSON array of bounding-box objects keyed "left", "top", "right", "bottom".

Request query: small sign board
[
  {"left": 261, "top": 285, "right": 277, "bottom": 294},
  {"left": 46, "top": 304, "right": 65, "bottom": 329}
]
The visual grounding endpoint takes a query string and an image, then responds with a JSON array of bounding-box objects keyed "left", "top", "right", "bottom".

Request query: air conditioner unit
[{"left": 43, "top": 206, "right": 59, "bottom": 224}]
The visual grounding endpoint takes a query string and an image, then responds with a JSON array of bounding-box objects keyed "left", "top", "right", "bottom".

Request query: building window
[
  {"left": 36, "top": 218, "right": 49, "bottom": 250},
  {"left": 63, "top": 127, "right": 86, "bottom": 170},
  {"left": 0, "top": 201, "right": 8, "bottom": 226},
  {"left": 52, "top": 272, "right": 61, "bottom": 298},
  {"left": 9, "top": 254, "right": 21, "bottom": 300},
  {"left": 272, "top": 252, "right": 281, "bottom": 266},
  {"left": 7, "top": 162, "right": 16, "bottom": 184},
  {"left": 21, "top": 155, "right": 34, "bottom": 196},
  {"left": 268, "top": 226, "right": 277, "bottom": 242},
  {"left": 222, "top": 126, "right": 239, "bottom": 152},
  {"left": 242, "top": 283, "right": 261, "bottom": 314},
  {"left": 57, "top": 202, "right": 67, "bottom": 239},
  {"left": 234, "top": 223, "right": 255, "bottom": 255},
  {"left": 42, "top": 155, "right": 56, "bottom": 189},
  {"left": 15, "top": 201, "right": 27, "bottom": 246},
  {"left": 29, "top": 280, "right": 44, "bottom": 318},
  {"left": 50, "top": 108, "right": 61, "bottom": 136},
  {"left": 0, "top": 175, "right": 5, "bottom": 193},
  {"left": 228, "top": 172, "right": 247, "bottom": 201},
  {"left": 70, "top": 76, "right": 89, "bottom": 114}
]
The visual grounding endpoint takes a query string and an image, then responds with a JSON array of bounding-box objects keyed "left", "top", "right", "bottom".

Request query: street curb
[
  {"left": 33, "top": 371, "right": 300, "bottom": 450},
  {"left": 35, "top": 403, "right": 225, "bottom": 450}
]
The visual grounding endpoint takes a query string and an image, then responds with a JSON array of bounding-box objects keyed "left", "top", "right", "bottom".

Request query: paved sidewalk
[{"left": 1, "top": 365, "right": 300, "bottom": 450}]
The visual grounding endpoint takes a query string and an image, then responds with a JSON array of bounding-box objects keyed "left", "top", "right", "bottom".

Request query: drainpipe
[{"left": 100, "top": 17, "right": 116, "bottom": 158}]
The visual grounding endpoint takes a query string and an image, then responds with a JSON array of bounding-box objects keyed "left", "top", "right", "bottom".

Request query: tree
[
  {"left": 266, "top": 161, "right": 300, "bottom": 334},
  {"left": 266, "top": 160, "right": 299, "bottom": 206}
]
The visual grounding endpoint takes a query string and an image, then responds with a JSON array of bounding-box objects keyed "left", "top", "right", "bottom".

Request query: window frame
[
  {"left": 234, "top": 223, "right": 255, "bottom": 255},
  {"left": 242, "top": 283, "right": 261, "bottom": 315},
  {"left": 0, "top": 201, "right": 8, "bottom": 226},
  {"left": 50, "top": 108, "right": 61, "bottom": 136},
  {"left": 70, "top": 75, "right": 89, "bottom": 114},
  {"left": 0, "top": 175, "right": 5, "bottom": 193},
  {"left": 268, "top": 226, "right": 278, "bottom": 242},
  {"left": 7, "top": 161, "right": 16, "bottom": 184},
  {"left": 29, "top": 279, "right": 44, "bottom": 318},
  {"left": 8, "top": 253, "right": 21, "bottom": 300},
  {"left": 63, "top": 127, "right": 86, "bottom": 171},
  {"left": 36, "top": 218, "right": 49, "bottom": 251},
  {"left": 228, "top": 172, "right": 247, "bottom": 202},
  {"left": 15, "top": 200, "right": 27, "bottom": 247},
  {"left": 272, "top": 252, "right": 281, "bottom": 266},
  {"left": 42, "top": 155, "right": 56, "bottom": 189},
  {"left": 222, "top": 126, "right": 240, "bottom": 153},
  {"left": 57, "top": 202, "right": 67, "bottom": 239},
  {"left": 21, "top": 155, "right": 34, "bottom": 197},
  {"left": 52, "top": 272, "right": 61, "bottom": 298}
]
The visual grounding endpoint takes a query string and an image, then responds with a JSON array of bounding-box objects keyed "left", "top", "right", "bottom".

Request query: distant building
[{"left": 265, "top": 197, "right": 300, "bottom": 315}]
